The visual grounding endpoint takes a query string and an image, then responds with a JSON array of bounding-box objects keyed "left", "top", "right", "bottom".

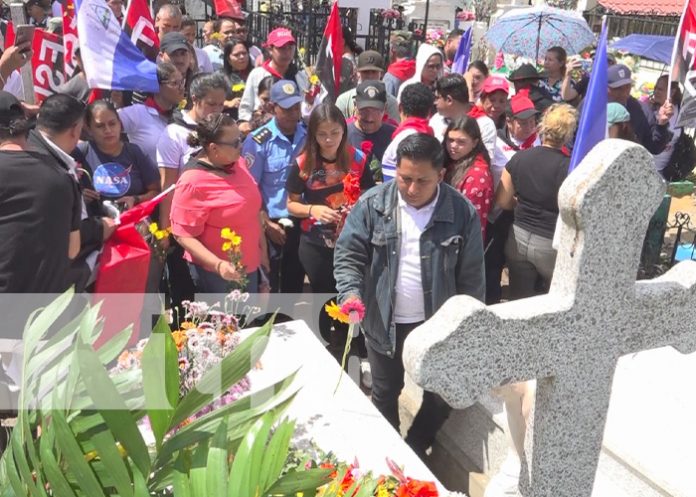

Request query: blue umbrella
[
  {"left": 610, "top": 34, "right": 674, "bottom": 65},
  {"left": 484, "top": 5, "right": 595, "bottom": 60}
]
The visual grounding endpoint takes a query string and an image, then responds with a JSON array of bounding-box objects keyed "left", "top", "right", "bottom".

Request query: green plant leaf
[
  {"left": 3, "top": 447, "right": 26, "bottom": 497},
  {"left": 39, "top": 428, "right": 78, "bottom": 497},
  {"left": 75, "top": 340, "right": 151, "bottom": 478},
  {"left": 227, "top": 414, "right": 265, "bottom": 497},
  {"left": 265, "top": 468, "right": 333, "bottom": 495},
  {"left": 189, "top": 439, "right": 208, "bottom": 497},
  {"left": 206, "top": 418, "right": 229, "bottom": 497},
  {"left": 10, "top": 424, "right": 44, "bottom": 497},
  {"left": 141, "top": 316, "right": 179, "bottom": 448},
  {"left": 88, "top": 421, "right": 135, "bottom": 497},
  {"left": 259, "top": 418, "right": 295, "bottom": 491},
  {"left": 170, "top": 317, "right": 274, "bottom": 427},
  {"left": 96, "top": 324, "right": 134, "bottom": 365},
  {"left": 154, "top": 373, "right": 299, "bottom": 478},
  {"left": 171, "top": 452, "right": 192, "bottom": 497},
  {"left": 246, "top": 412, "right": 275, "bottom": 496},
  {"left": 51, "top": 408, "right": 107, "bottom": 497}
]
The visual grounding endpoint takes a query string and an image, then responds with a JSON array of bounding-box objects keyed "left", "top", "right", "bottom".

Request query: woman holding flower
[
  {"left": 286, "top": 102, "right": 375, "bottom": 294},
  {"left": 220, "top": 38, "right": 252, "bottom": 120},
  {"left": 170, "top": 113, "right": 268, "bottom": 293}
]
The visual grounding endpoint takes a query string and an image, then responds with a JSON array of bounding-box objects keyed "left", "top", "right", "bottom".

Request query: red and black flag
[
  {"left": 315, "top": 1, "right": 343, "bottom": 102},
  {"left": 122, "top": 0, "right": 159, "bottom": 61},
  {"left": 672, "top": 0, "right": 696, "bottom": 127}
]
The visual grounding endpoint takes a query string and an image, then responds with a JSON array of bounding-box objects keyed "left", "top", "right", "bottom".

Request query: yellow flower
[
  {"left": 377, "top": 485, "right": 390, "bottom": 497},
  {"left": 298, "top": 47, "right": 306, "bottom": 58},
  {"left": 149, "top": 222, "right": 158, "bottom": 235},
  {"left": 221, "top": 227, "right": 242, "bottom": 251},
  {"left": 155, "top": 230, "right": 166, "bottom": 240},
  {"left": 231, "top": 83, "right": 245, "bottom": 92},
  {"left": 178, "top": 99, "right": 187, "bottom": 110},
  {"left": 309, "top": 74, "right": 320, "bottom": 86},
  {"left": 324, "top": 301, "right": 349, "bottom": 324}
]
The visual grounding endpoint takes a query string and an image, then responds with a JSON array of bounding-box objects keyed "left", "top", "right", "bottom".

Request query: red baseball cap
[
  {"left": 481, "top": 75, "right": 509, "bottom": 97},
  {"left": 266, "top": 28, "right": 296, "bottom": 48},
  {"left": 506, "top": 90, "right": 537, "bottom": 119}
]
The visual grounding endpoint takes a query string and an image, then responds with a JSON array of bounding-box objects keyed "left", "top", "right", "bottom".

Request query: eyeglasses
[
  {"left": 162, "top": 79, "right": 185, "bottom": 89},
  {"left": 215, "top": 138, "right": 242, "bottom": 148}
]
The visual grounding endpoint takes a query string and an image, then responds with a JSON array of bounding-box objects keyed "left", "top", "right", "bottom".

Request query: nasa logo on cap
[
  {"left": 93, "top": 162, "right": 132, "bottom": 198},
  {"left": 283, "top": 83, "right": 295, "bottom": 95},
  {"left": 365, "top": 86, "right": 378, "bottom": 98},
  {"left": 618, "top": 68, "right": 626, "bottom": 78}
]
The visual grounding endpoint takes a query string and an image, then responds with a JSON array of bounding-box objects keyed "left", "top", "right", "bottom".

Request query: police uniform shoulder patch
[{"left": 252, "top": 128, "right": 272, "bottom": 145}]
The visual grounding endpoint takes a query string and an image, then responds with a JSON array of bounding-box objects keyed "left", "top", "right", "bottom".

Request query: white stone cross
[{"left": 403, "top": 140, "right": 696, "bottom": 497}]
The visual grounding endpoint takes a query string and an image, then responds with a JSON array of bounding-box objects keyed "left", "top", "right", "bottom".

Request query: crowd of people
[{"left": 0, "top": 0, "right": 683, "bottom": 458}]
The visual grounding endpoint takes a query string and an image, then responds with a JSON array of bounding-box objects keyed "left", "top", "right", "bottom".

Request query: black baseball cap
[
  {"left": 357, "top": 50, "right": 385, "bottom": 72},
  {"left": 0, "top": 91, "right": 24, "bottom": 128},
  {"left": 160, "top": 32, "right": 189, "bottom": 54},
  {"left": 509, "top": 63, "right": 545, "bottom": 82},
  {"left": 355, "top": 80, "right": 387, "bottom": 110}
]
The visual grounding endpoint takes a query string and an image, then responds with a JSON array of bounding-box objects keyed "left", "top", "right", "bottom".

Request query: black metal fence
[{"left": 583, "top": 8, "right": 680, "bottom": 37}]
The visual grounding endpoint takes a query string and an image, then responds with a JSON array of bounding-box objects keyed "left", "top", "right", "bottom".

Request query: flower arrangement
[
  {"left": 114, "top": 291, "right": 261, "bottom": 427},
  {"left": 289, "top": 449, "right": 440, "bottom": 497},
  {"left": 325, "top": 298, "right": 365, "bottom": 391},
  {"left": 425, "top": 28, "right": 447, "bottom": 49},
  {"left": 221, "top": 227, "right": 248, "bottom": 290},
  {"left": 380, "top": 8, "right": 402, "bottom": 20},
  {"left": 456, "top": 10, "right": 475, "bottom": 21}
]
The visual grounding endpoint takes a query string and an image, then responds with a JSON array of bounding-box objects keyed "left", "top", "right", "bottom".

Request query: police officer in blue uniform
[{"left": 242, "top": 80, "right": 307, "bottom": 293}]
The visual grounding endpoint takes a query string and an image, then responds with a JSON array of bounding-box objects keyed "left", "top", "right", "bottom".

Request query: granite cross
[{"left": 403, "top": 140, "right": 696, "bottom": 497}]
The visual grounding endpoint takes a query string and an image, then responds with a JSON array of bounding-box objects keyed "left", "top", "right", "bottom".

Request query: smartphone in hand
[{"left": 13, "top": 24, "right": 35, "bottom": 51}]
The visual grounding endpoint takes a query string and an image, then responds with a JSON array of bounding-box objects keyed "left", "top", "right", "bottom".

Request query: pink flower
[{"left": 340, "top": 299, "right": 365, "bottom": 324}]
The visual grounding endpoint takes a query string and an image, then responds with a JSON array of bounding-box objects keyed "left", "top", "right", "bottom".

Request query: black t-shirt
[
  {"left": 506, "top": 146, "right": 569, "bottom": 239},
  {"left": 0, "top": 150, "right": 82, "bottom": 293},
  {"left": 286, "top": 149, "right": 375, "bottom": 248},
  {"left": 347, "top": 121, "right": 396, "bottom": 163}
]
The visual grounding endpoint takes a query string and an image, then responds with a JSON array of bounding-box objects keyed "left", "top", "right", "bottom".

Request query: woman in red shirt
[
  {"left": 443, "top": 116, "right": 494, "bottom": 239},
  {"left": 170, "top": 113, "right": 268, "bottom": 293}
]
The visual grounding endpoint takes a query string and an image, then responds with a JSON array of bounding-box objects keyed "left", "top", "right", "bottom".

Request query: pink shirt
[{"left": 170, "top": 158, "right": 262, "bottom": 271}]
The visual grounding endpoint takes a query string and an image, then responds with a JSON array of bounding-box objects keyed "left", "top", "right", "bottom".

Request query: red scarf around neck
[
  {"left": 262, "top": 60, "right": 285, "bottom": 79},
  {"left": 392, "top": 117, "right": 434, "bottom": 139},
  {"left": 467, "top": 105, "right": 488, "bottom": 119}
]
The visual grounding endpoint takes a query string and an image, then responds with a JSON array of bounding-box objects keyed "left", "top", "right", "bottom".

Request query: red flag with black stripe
[
  {"left": 671, "top": 0, "right": 696, "bottom": 127},
  {"left": 122, "top": 0, "right": 159, "bottom": 61},
  {"left": 315, "top": 1, "right": 343, "bottom": 102}
]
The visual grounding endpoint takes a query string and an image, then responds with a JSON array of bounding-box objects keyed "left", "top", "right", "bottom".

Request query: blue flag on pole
[
  {"left": 75, "top": 0, "right": 159, "bottom": 93},
  {"left": 568, "top": 20, "right": 608, "bottom": 173},
  {"left": 452, "top": 27, "right": 473, "bottom": 74}
]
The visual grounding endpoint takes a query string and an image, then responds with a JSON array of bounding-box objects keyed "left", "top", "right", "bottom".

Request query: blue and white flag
[
  {"left": 568, "top": 20, "right": 608, "bottom": 173},
  {"left": 75, "top": 0, "right": 159, "bottom": 93},
  {"left": 452, "top": 27, "right": 473, "bottom": 75}
]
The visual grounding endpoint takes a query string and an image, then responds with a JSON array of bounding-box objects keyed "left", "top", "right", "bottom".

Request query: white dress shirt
[{"left": 393, "top": 185, "right": 440, "bottom": 324}]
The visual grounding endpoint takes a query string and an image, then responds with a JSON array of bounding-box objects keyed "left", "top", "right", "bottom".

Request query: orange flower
[
  {"left": 181, "top": 322, "right": 196, "bottom": 330},
  {"left": 396, "top": 479, "right": 438, "bottom": 497},
  {"left": 172, "top": 330, "right": 188, "bottom": 350},
  {"left": 325, "top": 301, "right": 350, "bottom": 324}
]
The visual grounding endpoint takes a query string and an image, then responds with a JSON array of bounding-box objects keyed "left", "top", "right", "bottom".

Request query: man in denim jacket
[{"left": 334, "top": 133, "right": 485, "bottom": 457}]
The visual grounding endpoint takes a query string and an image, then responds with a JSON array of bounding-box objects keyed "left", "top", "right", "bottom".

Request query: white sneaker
[{"left": 360, "top": 359, "right": 372, "bottom": 390}]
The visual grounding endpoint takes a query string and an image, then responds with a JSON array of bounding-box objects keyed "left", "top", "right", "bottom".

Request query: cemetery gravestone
[{"left": 403, "top": 139, "right": 696, "bottom": 497}]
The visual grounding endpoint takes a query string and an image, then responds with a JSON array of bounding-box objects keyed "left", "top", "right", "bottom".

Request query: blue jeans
[{"left": 188, "top": 263, "right": 259, "bottom": 294}]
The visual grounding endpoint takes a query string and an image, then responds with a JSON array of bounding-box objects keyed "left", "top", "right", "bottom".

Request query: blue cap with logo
[{"left": 270, "top": 80, "right": 302, "bottom": 109}]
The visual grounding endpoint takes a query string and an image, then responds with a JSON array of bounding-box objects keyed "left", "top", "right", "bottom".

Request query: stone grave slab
[
  {"left": 403, "top": 139, "right": 696, "bottom": 497},
  {"left": 244, "top": 319, "right": 445, "bottom": 489}
]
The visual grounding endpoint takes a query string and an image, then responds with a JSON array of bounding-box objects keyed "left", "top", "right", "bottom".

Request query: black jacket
[{"left": 27, "top": 130, "right": 104, "bottom": 258}]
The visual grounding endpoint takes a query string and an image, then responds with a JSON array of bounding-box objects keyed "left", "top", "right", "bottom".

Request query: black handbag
[{"left": 663, "top": 130, "right": 696, "bottom": 181}]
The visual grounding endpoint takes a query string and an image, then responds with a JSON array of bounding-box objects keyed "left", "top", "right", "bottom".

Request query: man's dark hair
[
  {"left": 435, "top": 73, "right": 469, "bottom": 104},
  {"left": 156, "top": 60, "right": 178, "bottom": 84},
  {"left": 189, "top": 72, "right": 228, "bottom": 100},
  {"left": 390, "top": 38, "right": 411, "bottom": 59},
  {"left": 37, "top": 94, "right": 85, "bottom": 134},
  {"left": 396, "top": 133, "right": 445, "bottom": 170},
  {"left": 400, "top": 83, "right": 434, "bottom": 119},
  {"left": 447, "top": 28, "right": 464, "bottom": 41}
]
